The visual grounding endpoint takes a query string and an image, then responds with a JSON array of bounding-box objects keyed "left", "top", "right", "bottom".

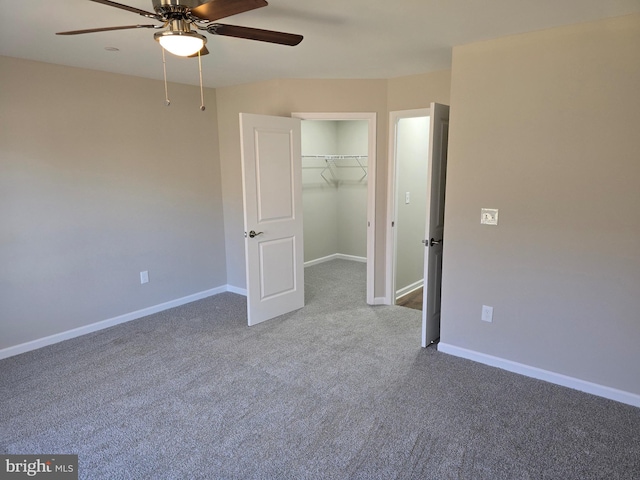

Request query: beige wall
[
  {"left": 0, "top": 57, "right": 226, "bottom": 349},
  {"left": 388, "top": 70, "right": 452, "bottom": 111},
  {"left": 441, "top": 15, "right": 640, "bottom": 394}
]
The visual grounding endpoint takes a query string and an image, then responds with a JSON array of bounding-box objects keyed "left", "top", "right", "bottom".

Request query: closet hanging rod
[
  {"left": 302, "top": 154, "right": 368, "bottom": 159},
  {"left": 301, "top": 155, "right": 368, "bottom": 184}
]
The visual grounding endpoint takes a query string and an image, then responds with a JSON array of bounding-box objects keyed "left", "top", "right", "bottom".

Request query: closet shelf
[{"left": 302, "top": 155, "right": 368, "bottom": 185}]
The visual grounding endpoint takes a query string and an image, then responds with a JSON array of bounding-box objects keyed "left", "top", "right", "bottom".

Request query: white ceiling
[{"left": 1, "top": 0, "right": 639, "bottom": 88}]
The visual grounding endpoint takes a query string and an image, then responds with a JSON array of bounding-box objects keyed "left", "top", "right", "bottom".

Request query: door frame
[
  {"left": 385, "top": 108, "right": 430, "bottom": 305},
  {"left": 292, "top": 112, "right": 377, "bottom": 305}
]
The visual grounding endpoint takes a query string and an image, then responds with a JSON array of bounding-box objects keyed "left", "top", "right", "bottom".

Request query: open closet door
[
  {"left": 422, "top": 103, "right": 450, "bottom": 347},
  {"left": 240, "top": 113, "right": 304, "bottom": 326}
]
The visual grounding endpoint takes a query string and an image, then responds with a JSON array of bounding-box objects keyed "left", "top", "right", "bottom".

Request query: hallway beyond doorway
[{"left": 396, "top": 288, "right": 423, "bottom": 311}]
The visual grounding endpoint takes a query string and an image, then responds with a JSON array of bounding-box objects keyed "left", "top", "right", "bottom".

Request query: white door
[
  {"left": 422, "top": 103, "right": 450, "bottom": 347},
  {"left": 240, "top": 113, "right": 304, "bottom": 326}
]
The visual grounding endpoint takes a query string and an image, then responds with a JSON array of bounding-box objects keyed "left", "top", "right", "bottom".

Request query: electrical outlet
[
  {"left": 140, "top": 271, "right": 149, "bottom": 284},
  {"left": 481, "top": 305, "right": 493, "bottom": 322},
  {"left": 481, "top": 208, "right": 499, "bottom": 225}
]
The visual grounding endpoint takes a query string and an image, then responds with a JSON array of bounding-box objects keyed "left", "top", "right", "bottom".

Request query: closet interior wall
[{"left": 301, "top": 120, "right": 369, "bottom": 263}]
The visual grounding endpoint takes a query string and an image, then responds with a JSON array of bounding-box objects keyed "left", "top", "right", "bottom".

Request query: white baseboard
[
  {"left": 438, "top": 343, "right": 640, "bottom": 408},
  {"left": 305, "top": 253, "right": 367, "bottom": 267},
  {"left": 395, "top": 280, "right": 423, "bottom": 299},
  {"left": 336, "top": 254, "right": 367, "bottom": 263},
  {"left": 225, "top": 285, "right": 247, "bottom": 296},
  {"left": 0, "top": 286, "right": 236, "bottom": 360},
  {"left": 304, "top": 254, "right": 338, "bottom": 267},
  {"left": 372, "top": 297, "right": 388, "bottom": 306}
]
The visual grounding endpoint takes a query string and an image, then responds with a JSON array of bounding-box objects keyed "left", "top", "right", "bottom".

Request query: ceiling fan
[{"left": 57, "top": 0, "right": 303, "bottom": 57}]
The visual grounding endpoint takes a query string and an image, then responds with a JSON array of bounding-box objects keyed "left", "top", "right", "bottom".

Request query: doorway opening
[
  {"left": 386, "top": 109, "right": 431, "bottom": 310},
  {"left": 386, "top": 104, "right": 450, "bottom": 347},
  {"left": 292, "top": 112, "right": 376, "bottom": 305}
]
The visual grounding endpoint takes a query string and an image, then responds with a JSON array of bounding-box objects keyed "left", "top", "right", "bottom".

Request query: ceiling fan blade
[
  {"left": 191, "top": 0, "right": 268, "bottom": 22},
  {"left": 88, "top": 0, "right": 159, "bottom": 19},
  {"left": 188, "top": 46, "right": 210, "bottom": 57},
  {"left": 56, "top": 25, "right": 159, "bottom": 35},
  {"left": 208, "top": 24, "right": 303, "bottom": 46}
]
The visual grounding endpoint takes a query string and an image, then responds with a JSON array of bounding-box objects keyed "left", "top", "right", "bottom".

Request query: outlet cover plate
[
  {"left": 481, "top": 208, "right": 499, "bottom": 225},
  {"left": 481, "top": 305, "right": 494, "bottom": 322}
]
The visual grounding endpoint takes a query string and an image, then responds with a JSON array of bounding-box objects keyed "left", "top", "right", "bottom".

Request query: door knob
[
  {"left": 429, "top": 238, "right": 442, "bottom": 246},
  {"left": 248, "top": 230, "right": 263, "bottom": 238}
]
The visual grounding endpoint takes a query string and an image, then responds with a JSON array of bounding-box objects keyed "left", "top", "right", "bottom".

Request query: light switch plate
[{"left": 481, "top": 208, "right": 499, "bottom": 225}]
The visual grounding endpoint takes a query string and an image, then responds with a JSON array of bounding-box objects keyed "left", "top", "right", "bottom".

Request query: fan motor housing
[{"left": 152, "top": 0, "right": 205, "bottom": 10}]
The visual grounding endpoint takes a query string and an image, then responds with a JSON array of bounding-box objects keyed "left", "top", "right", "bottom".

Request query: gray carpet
[{"left": 1, "top": 260, "right": 639, "bottom": 479}]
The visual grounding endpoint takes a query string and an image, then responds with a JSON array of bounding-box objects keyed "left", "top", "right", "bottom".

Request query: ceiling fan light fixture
[{"left": 154, "top": 30, "right": 207, "bottom": 57}]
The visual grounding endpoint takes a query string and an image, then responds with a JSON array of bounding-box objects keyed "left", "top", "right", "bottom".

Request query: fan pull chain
[
  {"left": 198, "top": 50, "right": 205, "bottom": 111},
  {"left": 162, "top": 48, "right": 170, "bottom": 107}
]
